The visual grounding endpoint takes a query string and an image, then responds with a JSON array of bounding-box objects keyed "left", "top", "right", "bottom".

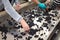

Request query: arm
[
  {"left": 2, "top": 0, "right": 30, "bottom": 31},
  {"left": 32, "top": 0, "right": 47, "bottom": 9},
  {"left": 45, "top": 0, "right": 50, "bottom": 4},
  {"left": 2, "top": 0, "right": 22, "bottom": 22},
  {"left": 32, "top": 0, "right": 50, "bottom": 4},
  {"left": 32, "top": 0, "right": 40, "bottom": 4}
]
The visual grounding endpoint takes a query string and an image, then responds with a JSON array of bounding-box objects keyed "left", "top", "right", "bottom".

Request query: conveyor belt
[{"left": 0, "top": 4, "right": 60, "bottom": 40}]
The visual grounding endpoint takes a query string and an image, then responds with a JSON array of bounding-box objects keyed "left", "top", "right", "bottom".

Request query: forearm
[
  {"left": 32, "top": 0, "right": 50, "bottom": 4},
  {"left": 32, "top": 0, "right": 40, "bottom": 4},
  {"left": 2, "top": 0, "right": 23, "bottom": 22},
  {"left": 45, "top": 0, "right": 50, "bottom": 4}
]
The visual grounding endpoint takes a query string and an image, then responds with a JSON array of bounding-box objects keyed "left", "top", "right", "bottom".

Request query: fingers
[
  {"left": 24, "top": 26, "right": 30, "bottom": 32},
  {"left": 23, "top": 23, "right": 30, "bottom": 32},
  {"left": 20, "top": 19, "right": 30, "bottom": 32}
]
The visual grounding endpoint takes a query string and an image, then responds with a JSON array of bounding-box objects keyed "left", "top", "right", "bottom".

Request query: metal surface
[{"left": 0, "top": 1, "right": 60, "bottom": 40}]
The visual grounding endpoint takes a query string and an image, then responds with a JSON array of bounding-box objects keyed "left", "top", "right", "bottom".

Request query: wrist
[
  {"left": 20, "top": 19, "right": 28, "bottom": 28},
  {"left": 20, "top": 18, "right": 24, "bottom": 23},
  {"left": 32, "top": 0, "right": 40, "bottom": 4}
]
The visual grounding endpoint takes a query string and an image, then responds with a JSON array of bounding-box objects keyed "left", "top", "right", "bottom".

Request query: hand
[
  {"left": 14, "top": 3, "right": 21, "bottom": 11},
  {"left": 38, "top": 3, "right": 47, "bottom": 9},
  {"left": 45, "top": 0, "right": 50, "bottom": 4},
  {"left": 20, "top": 19, "right": 30, "bottom": 32}
]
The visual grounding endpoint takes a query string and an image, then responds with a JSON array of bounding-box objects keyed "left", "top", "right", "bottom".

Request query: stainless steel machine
[{"left": 0, "top": 0, "right": 60, "bottom": 40}]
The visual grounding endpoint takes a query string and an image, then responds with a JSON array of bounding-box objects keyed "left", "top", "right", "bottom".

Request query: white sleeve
[{"left": 2, "top": 0, "right": 23, "bottom": 22}]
